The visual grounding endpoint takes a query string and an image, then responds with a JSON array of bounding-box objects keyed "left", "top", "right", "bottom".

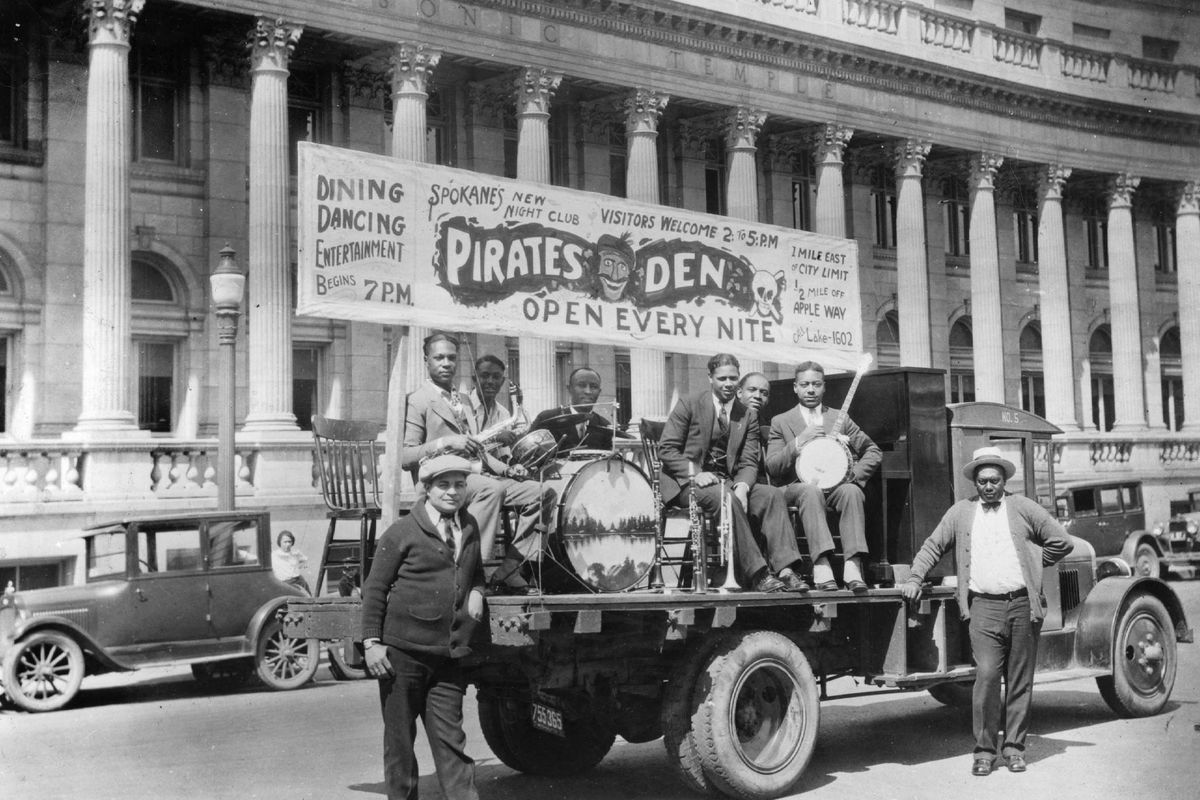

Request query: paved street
[{"left": 3, "top": 581, "right": 1199, "bottom": 800}]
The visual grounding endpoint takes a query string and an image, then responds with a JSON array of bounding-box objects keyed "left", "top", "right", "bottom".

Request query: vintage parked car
[
  {"left": 0, "top": 511, "right": 318, "bottom": 712},
  {"left": 1057, "top": 481, "right": 1200, "bottom": 579}
]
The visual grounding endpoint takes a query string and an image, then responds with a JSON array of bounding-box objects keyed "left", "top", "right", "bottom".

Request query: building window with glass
[
  {"left": 137, "top": 341, "right": 175, "bottom": 433},
  {"left": 131, "top": 258, "right": 179, "bottom": 433},
  {"left": 943, "top": 177, "right": 970, "bottom": 258},
  {"left": 287, "top": 64, "right": 329, "bottom": 174},
  {"left": 1012, "top": 185, "right": 1039, "bottom": 266},
  {"left": 1083, "top": 196, "right": 1109, "bottom": 271},
  {"left": 426, "top": 85, "right": 454, "bottom": 167},
  {"left": 130, "top": 38, "right": 187, "bottom": 165},
  {"left": 1153, "top": 200, "right": 1178, "bottom": 275},
  {"left": 1161, "top": 326, "right": 1183, "bottom": 431},
  {"left": 293, "top": 346, "right": 322, "bottom": 432},
  {"left": 609, "top": 121, "right": 628, "bottom": 199},
  {"left": 705, "top": 139, "right": 725, "bottom": 216},
  {"left": 949, "top": 317, "right": 975, "bottom": 403},
  {"left": 875, "top": 311, "right": 900, "bottom": 367},
  {"left": 1089, "top": 326, "right": 1115, "bottom": 432},
  {"left": 1019, "top": 323, "right": 1045, "bottom": 417},
  {"left": 871, "top": 166, "right": 897, "bottom": 248},
  {"left": 0, "top": 334, "right": 8, "bottom": 434},
  {"left": 0, "top": 12, "right": 27, "bottom": 150}
]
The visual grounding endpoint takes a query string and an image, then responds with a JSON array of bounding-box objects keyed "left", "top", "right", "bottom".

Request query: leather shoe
[
  {"left": 1006, "top": 754, "right": 1027, "bottom": 773},
  {"left": 752, "top": 573, "right": 786, "bottom": 593},
  {"left": 972, "top": 757, "right": 993, "bottom": 777},
  {"left": 487, "top": 581, "right": 538, "bottom": 597},
  {"left": 813, "top": 580, "right": 840, "bottom": 592},
  {"left": 778, "top": 572, "right": 809, "bottom": 592},
  {"left": 847, "top": 579, "right": 869, "bottom": 593}
]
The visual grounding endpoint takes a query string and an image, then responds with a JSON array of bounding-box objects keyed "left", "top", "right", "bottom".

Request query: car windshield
[{"left": 87, "top": 530, "right": 127, "bottom": 581}]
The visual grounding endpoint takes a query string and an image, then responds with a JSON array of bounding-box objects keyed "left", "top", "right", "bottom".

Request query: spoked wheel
[
  {"left": 695, "top": 631, "right": 819, "bottom": 800},
  {"left": 254, "top": 618, "right": 319, "bottom": 690},
  {"left": 326, "top": 640, "right": 368, "bottom": 681},
  {"left": 1, "top": 631, "right": 86, "bottom": 713},
  {"left": 1097, "top": 594, "right": 1177, "bottom": 718}
]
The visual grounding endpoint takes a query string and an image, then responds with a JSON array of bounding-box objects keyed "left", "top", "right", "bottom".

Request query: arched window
[
  {"left": 130, "top": 254, "right": 186, "bottom": 433},
  {"left": 875, "top": 310, "right": 899, "bottom": 367},
  {"left": 1090, "top": 325, "right": 1114, "bottom": 432},
  {"left": 1019, "top": 322, "right": 1045, "bottom": 417},
  {"left": 949, "top": 317, "right": 975, "bottom": 403},
  {"left": 132, "top": 257, "right": 175, "bottom": 302},
  {"left": 0, "top": 250, "right": 16, "bottom": 434},
  {"left": 1161, "top": 326, "right": 1183, "bottom": 431}
]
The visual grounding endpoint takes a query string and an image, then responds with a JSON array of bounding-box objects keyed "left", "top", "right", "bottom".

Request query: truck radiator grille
[{"left": 1059, "top": 569, "right": 1081, "bottom": 615}]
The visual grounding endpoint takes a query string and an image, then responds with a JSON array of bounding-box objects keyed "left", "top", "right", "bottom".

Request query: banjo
[{"left": 794, "top": 353, "right": 873, "bottom": 490}]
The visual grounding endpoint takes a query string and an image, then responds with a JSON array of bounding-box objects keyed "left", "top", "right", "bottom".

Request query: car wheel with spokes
[
  {"left": 254, "top": 617, "right": 319, "bottom": 690},
  {"left": 1, "top": 630, "right": 86, "bottom": 712}
]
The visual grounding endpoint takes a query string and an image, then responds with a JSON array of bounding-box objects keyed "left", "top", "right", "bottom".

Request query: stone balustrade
[
  {"left": 843, "top": 0, "right": 901, "bottom": 35},
  {"left": 1060, "top": 46, "right": 1111, "bottom": 83},
  {"left": 992, "top": 28, "right": 1042, "bottom": 70},
  {"left": 0, "top": 448, "right": 85, "bottom": 503},
  {"left": 1127, "top": 57, "right": 1178, "bottom": 92},
  {"left": 920, "top": 11, "right": 974, "bottom": 53}
]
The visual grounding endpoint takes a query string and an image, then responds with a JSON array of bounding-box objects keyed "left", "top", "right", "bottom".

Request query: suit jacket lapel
[
  {"left": 727, "top": 400, "right": 747, "bottom": 472},
  {"left": 429, "top": 386, "right": 465, "bottom": 433},
  {"left": 695, "top": 393, "right": 715, "bottom": 456}
]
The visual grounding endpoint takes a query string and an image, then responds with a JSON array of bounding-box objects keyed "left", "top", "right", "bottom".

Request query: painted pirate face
[{"left": 597, "top": 246, "right": 632, "bottom": 302}]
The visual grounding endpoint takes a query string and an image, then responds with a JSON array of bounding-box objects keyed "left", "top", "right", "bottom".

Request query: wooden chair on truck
[{"left": 311, "top": 415, "right": 383, "bottom": 596}]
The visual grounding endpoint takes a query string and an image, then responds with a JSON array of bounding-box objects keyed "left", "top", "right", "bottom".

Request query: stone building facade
[{"left": 1, "top": 0, "right": 1198, "bottom": 588}]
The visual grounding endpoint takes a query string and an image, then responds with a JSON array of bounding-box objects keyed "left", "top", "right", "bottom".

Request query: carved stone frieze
[
  {"left": 343, "top": 64, "right": 389, "bottom": 109},
  {"left": 467, "top": 76, "right": 514, "bottom": 127},
  {"left": 764, "top": 133, "right": 811, "bottom": 172},
  {"left": 248, "top": 17, "right": 303, "bottom": 73},
  {"left": 577, "top": 100, "right": 616, "bottom": 145},
  {"left": 204, "top": 34, "right": 251, "bottom": 90},
  {"left": 675, "top": 117, "right": 722, "bottom": 160}
]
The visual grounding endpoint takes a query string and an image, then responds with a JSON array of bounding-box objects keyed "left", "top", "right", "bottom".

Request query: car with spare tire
[{"left": 0, "top": 510, "right": 318, "bottom": 712}]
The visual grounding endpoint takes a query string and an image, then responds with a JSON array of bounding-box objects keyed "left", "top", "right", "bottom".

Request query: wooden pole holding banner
[{"left": 382, "top": 327, "right": 409, "bottom": 523}]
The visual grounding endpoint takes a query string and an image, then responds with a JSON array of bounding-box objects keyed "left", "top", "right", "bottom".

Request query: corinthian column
[
  {"left": 625, "top": 89, "right": 671, "bottom": 423},
  {"left": 895, "top": 140, "right": 933, "bottom": 368},
  {"left": 1177, "top": 181, "right": 1200, "bottom": 432},
  {"left": 725, "top": 107, "right": 767, "bottom": 373},
  {"left": 389, "top": 44, "right": 442, "bottom": 392},
  {"left": 76, "top": 0, "right": 144, "bottom": 434},
  {"left": 811, "top": 123, "right": 854, "bottom": 238},
  {"left": 1106, "top": 174, "right": 1145, "bottom": 431},
  {"left": 968, "top": 153, "right": 1005, "bottom": 402},
  {"left": 1037, "top": 165, "right": 1078, "bottom": 429},
  {"left": 515, "top": 67, "right": 562, "bottom": 414},
  {"left": 243, "top": 17, "right": 303, "bottom": 431}
]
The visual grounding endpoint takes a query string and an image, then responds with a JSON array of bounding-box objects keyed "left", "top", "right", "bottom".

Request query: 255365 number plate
[{"left": 530, "top": 701, "right": 565, "bottom": 737}]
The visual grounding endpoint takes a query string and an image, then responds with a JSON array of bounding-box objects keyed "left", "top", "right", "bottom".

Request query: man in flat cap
[
  {"left": 901, "top": 446, "right": 1072, "bottom": 777},
  {"left": 361, "top": 454, "right": 486, "bottom": 800}
]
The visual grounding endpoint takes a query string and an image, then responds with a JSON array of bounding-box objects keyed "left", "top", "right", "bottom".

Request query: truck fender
[
  {"left": 1073, "top": 576, "right": 1192, "bottom": 672},
  {"left": 9, "top": 616, "right": 133, "bottom": 673},
  {"left": 1119, "top": 531, "right": 1161, "bottom": 565},
  {"left": 244, "top": 596, "right": 296, "bottom": 652}
]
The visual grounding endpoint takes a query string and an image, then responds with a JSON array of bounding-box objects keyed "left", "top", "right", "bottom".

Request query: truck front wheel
[
  {"left": 1096, "top": 594, "right": 1177, "bottom": 718},
  {"left": 477, "top": 693, "right": 615, "bottom": 776},
  {"left": 695, "top": 631, "right": 819, "bottom": 800}
]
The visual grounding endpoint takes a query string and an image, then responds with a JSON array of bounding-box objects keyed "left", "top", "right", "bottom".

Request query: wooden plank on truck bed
[{"left": 283, "top": 597, "right": 362, "bottom": 640}]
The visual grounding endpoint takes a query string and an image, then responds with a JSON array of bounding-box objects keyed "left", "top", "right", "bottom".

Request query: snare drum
[
  {"left": 543, "top": 456, "right": 658, "bottom": 592},
  {"left": 510, "top": 429, "right": 558, "bottom": 472}
]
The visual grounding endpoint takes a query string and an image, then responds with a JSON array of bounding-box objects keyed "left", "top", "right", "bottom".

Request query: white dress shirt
[{"left": 967, "top": 498, "right": 1026, "bottom": 594}]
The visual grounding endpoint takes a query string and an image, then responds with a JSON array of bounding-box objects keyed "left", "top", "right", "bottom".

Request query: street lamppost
[{"left": 210, "top": 245, "right": 245, "bottom": 511}]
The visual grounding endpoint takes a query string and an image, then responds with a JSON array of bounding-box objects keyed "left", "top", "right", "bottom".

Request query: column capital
[
  {"left": 810, "top": 123, "right": 854, "bottom": 164},
  {"left": 1177, "top": 181, "right": 1200, "bottom": 216},
  {"left": 969, "top": 152, "right": 1004, "bottom": 190},
  {"left": 624, "top": 89, "right": 669, "bottom": 136},
  {"left": 514, "top": 66, "right": 562, "bottom": 116},
  {"left": 1106, "top": 172, "right": 1141, "bottom": 210},
  {"left": 893, "top": 139, "right": 932, "bottom": 178},
  {"left": 467, "top": 76, "right": 513, "bottom": 127},
  {"left": 1039, "top": 164, "right": 1073, "bottom": 201},
  {"left": 765, "top": 133, "right": 811, "bottom": 172},
  {"left": 390, "top": 43, "right": 441, "bottom": 97},
  {"left": 724, "top": 107, "right": 767, "bottom": 151},
  {"left": 249, "top": 16, "right": 303, "bottom": 73},
  {"left": 84, "top": 0, "right": 144, "bottom": 46}
]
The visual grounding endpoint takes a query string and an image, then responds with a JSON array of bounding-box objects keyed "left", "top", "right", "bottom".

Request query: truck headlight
[{"left": 1189, "top": 521, "right": 1199, "bottom": 536}]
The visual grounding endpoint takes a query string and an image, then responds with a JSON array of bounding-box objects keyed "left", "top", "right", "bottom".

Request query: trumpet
[{"left": 718, "top": 483, "right": 739, "bottom": 591}]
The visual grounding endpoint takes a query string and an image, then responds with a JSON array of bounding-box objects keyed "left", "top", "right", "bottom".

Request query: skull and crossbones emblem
[{"left": 750, "top": 270, "right": 785, "bottom": 324}]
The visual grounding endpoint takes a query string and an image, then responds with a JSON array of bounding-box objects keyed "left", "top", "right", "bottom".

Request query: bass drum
[{"left": 546, "top": 457, "right": 658, "bottom": 592}]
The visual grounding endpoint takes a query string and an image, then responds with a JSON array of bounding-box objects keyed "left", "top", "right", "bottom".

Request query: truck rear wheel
[
  {"left": 927, "top": 681, "right": 973, "bottom": 707},
  {"left": 661, "top": 633, "right": 732, "bottom": 795},
  {"left": 477, "top": 693, "right": 615, "bottom": 776},
  {"left": 1096, "top": 594, "right": 1177, "bottom": 718},
  {"left": 694, "top": 631, "right": 819, "bottom": 800}
]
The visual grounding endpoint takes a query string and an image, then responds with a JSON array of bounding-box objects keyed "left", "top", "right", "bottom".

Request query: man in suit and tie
[
  {"left": 531, "top": 366, "right": 617, "bottom": 456},
  {"left": 737, "top": 372, "right": 773, "bottom": 486},
  {"left": 766, "top": 361, "right": 881, "bottom": 592},
  {"left": 658, "top": 353, "right": 807, "bottom": 592},
  {"left": 401, "top": 332, "right": 553, "bottom": 594}
]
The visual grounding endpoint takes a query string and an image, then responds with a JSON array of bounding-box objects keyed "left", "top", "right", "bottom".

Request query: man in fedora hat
[
  {"left": 361, "top": 454, "right": 487, "bottom": 800},
  {"left": 901, "top": 446, "right": 1073, "bottom": 777}
]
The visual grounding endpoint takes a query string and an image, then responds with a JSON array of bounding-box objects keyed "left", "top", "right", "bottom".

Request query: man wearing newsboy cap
[
  {"left": 902, "top": 446, "right": 1073, "bottom": 778},
  {"left": 361, "top": 454, "right": 486, "bottom": 800}
]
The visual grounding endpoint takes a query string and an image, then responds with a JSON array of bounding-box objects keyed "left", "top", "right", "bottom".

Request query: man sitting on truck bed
[
  {"left": 766, "top": 361, "right": 881, "bottom": 592},
  {"left": 658, "top": 353, "right": 808, "bottom": 593},
  {"left": 901, "top": 446, "right": 1073, "bottom": 777},
  {"left": 401, "top": 332, "right": 553, "bottom": 595}
]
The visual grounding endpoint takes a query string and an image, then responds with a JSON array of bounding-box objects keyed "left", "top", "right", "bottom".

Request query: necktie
[
  {"left": 447, "top": 391, "right": 468, "bottom": 430},
  {"left": 718, "top": 404, "right": 729, "bottom": 434},
  {"left": 440, "top": 515, "right": 457, "bottom": 560},
  {"left": 981, "top": 501, "right": 1001, "bottom": 512}
]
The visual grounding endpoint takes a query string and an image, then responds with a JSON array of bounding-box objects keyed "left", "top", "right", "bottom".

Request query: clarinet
[
  {"left": 689, "top": 464, "right": 708, "bottom": 593},
  {"left": 718, "top": 483, "right": 739, "bottom": 591},
  {"left": 647, "top": 442, "right": 667, "bottom": 591}
]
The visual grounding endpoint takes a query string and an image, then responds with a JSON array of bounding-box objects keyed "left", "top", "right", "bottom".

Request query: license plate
[{"left": 530, "top": 701, "right": 565, "bottom": 737}]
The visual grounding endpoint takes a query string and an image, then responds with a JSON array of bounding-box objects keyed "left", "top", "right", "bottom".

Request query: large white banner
[{"left": 297, "top": 143, "right": 863, "bottom": 368}]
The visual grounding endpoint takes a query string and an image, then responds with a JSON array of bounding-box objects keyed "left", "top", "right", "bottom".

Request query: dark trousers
[
  {"left": 968, "top": 595, "right": 1041, "bottom": 757},
  {"left": 685, "top": 480, "right": 799, "bottom": 581},
  {"left": 377, "top": 647, "right": 479, "bottom": 800},
  {"left": 783, "top": 482, "right": 869, "bottom": 560}
]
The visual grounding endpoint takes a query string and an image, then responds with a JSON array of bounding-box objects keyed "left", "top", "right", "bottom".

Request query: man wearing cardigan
[
  {"left": 362, "top": 454, "right": 487, "bottom": 800},
  {"left": 902, "top": 446, "right": 1073, "bottom": 777}
]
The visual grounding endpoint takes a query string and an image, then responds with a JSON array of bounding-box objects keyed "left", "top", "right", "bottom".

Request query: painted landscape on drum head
[{"left": 559, "top": 460, "right": 657, "bottom": 592}]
